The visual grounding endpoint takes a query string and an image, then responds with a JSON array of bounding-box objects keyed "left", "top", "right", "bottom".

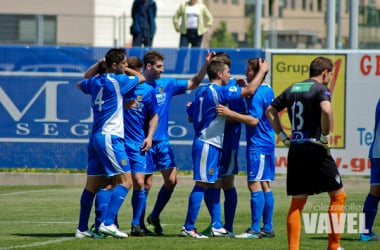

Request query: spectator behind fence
[
  {"left": 173, "top": 0, "right": 213, "bottom": 48},
  {"left": 130, "top": 0, "right": 157, "bottom": 47}
]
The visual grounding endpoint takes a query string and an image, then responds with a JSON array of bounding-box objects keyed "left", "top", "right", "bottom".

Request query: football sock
[
  {"left": 132, "top": 189, "right": 145, "bottom": 226},
  {"left": 287, "top": 197, "right": 307, "bottom": 250},
  {"left": 362, "top": 193, "right": 380, "bottom": 234},
  {"left": 184, "top": 185, "right": 206, "bottom": 231},
  {"left": 204, "top": 188, "right": 212, "bottom": 216},
  {"left": 104, "top": 184, "right": 129, "bottom": 226},
  {"left": 77, "top": 189, "right": 95, "bottom": 232},
  {"left": 250, "top": 190, "right": 265, "bottom": 232},
  {"left": 328, "top": 191, "right": 347, "bottom": 250},
  {"left": 150, "top": 185, "right": 173, "bottom": 218},
  {"left": 263, "top": 190, "right": 275, "bottom": 232},
  {"left": 139, "top": 189, "right": 149, "bottom": 226},
  {"left": 223, "top": 187, "right": 237, "bottom": 232},
  {"left": 94, "top": 189, "right": 112, "bottom": 230},
  {"left": 208, "top": 187, "right": 223, "bottom": 229}
]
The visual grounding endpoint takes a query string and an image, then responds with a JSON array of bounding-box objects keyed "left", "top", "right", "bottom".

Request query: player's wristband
[
  {"left": 319, "top": 134, "right": 330, "bottom": 144},
  {"left": 278, "top": 131, "right": 289, "bottom": 142}
]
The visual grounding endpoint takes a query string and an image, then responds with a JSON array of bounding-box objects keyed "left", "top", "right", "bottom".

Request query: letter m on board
[{"left": 0, "top": 81, "right": 68, "bottom": 122}]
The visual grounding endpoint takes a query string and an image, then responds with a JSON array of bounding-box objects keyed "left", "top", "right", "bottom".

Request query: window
[{"left": 0, "top": 14, "right": 56, "bottom": 45}]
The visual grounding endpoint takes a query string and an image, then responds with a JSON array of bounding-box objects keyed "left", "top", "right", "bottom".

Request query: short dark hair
[
  {"left": 212, "top": 51, "right": 231, "bottom": 67},
  {"left": 247, "top": 57, "right": 267, "bottom": 82},
  {"left": 309, "top": 56, "right": 333, "bottom": 77},
  {"left": 143, "top": 50, "right": 164, "bottom": 68},
  {"left": 127, "top": 56, "right": 143, "bottom": 71},
  {"left": 207, "top": 60, "right": 226, "bottom": 81},
  {"left": 105, "top": 48, "right": 126, "bottom": 68}
]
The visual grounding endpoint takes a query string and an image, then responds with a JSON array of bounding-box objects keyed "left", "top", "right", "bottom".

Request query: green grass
[{"left": 0, "top": 180, "right": 379, "bottom": 250}]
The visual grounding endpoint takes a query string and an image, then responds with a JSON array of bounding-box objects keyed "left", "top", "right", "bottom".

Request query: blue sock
[
  {"left": 95, "top": 189, "right": 112, "bottom": 230},
  {"left": 223, "top": 187, "right": 237, "bottom": 232},
  {"left": 262, "top": 190, "right": 274, "bottom": 232},
  {"left": 139, "top": 189, "right": 149, "bottom": 227},
  {"left": 250, "top": 190, "right": 265, "bottom": 233},
  {"left": 208, "top": 187, "right": 223, "bottom": 229},
  {"left": 132, "top": 190, "right": 145, "bottom": 226},
  {"left": 104, "top": 184, "right": 129, "bottom": 226},
  {"left": 77, "top": 189, "right": 95, "bottom": 232},
  {"left": 203, "top": 188, "right": 212, "bottom": 217},
  {"left": 363, "top": 193, "right": 380, "bottom": 234},
  {"left": 150, "top": 185, "right": 173, "bottom": 218},
  {"left": 184, "top": 185, "right": 206, "bottom": 231}
]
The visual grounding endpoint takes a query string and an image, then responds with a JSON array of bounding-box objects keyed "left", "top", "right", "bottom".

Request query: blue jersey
[
  {"left": 190, "top": 83, "right": 242, "bottom": 148},
  {"left": 245, "top": 83, "right": 275, "bottom": 153},
  {"left": 80, "top": 73, "right": 139, "bottom": 138},
  {"left": 369, "top": 98, "right": 380, "bottom": 159},
  {"left": 123, "top": 83, "right": 158, "bottom": 143},
  {"left": 146, "top": 78, "right": 188, "bottom": 141},
  {"left": 223, "top": 79, "right": 247, "bottom": 151}
]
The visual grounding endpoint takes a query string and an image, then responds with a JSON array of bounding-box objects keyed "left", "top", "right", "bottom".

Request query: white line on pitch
[{"left": 0, "top": 237, "right": 75, "bottom": 250}]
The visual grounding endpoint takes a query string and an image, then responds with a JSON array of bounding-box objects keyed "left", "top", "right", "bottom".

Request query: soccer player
[
  {"left": 199, "top": 52, "right": 245, "bottom": 237},
  {"left": 265, "top": 56, "right": 346, "bottom": 250},
  {"left": 181, "top": 59, "right": 269, "bottom": 238},
  {"left": 143, "top": 50, "right": 213, "bottom": 235},
  {"left": 216, "top": 58, "right": 275, "bottom": 239},
  {"left": 360, "top": 98, "right": 380, "bottom": 241},
  {"left": 123, "top": 56, "right": 158, "bottom": 236},
  {"left": 75, "top": 48, "right": 145, "bottom": 239}
]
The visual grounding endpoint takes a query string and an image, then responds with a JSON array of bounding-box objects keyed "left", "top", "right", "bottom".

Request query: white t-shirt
[{"left": 186, "top": 5, "right": 200, "bottom": 29}]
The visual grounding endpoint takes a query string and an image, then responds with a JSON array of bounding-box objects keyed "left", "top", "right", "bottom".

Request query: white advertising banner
[{"left": 267, "top": 50, "right": 379, "bottom": 176}]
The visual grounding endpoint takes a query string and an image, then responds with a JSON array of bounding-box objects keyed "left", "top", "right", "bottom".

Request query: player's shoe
[
  {"left": 131, "top": 224, "right": 145, "bottom": 236},
  {"left": 181, "top": 227, "right": 208, "bottom": 238},
  {"left": 360, "top": 232, "right": 380, "bottom": 241},
  {"left": 147, "top": 215, "right": 163, "bottom": 235},
  {"left": 99, "top": 222, "right": 128, "bottom": 238},
  {"left": 260, "top": 229, "right": 275, "bottom": 238},
  {"left": 211, "top": 227, "right": 229, "bottom": 237},
  {"left": 235, "top": 228, "right": 262, "bottom": 239},
  {"left": 200, "top": 224, "right": 212, "bottom": 237},
  {"left": 326, "top": 247, "right": 344, "bottom": 250},
  {"left": 89, "top": 224, "right": 107, "bottom": 239},
  {"left": 141, "top": 225, "right": 155, "bottom": 236},
  {"left": 75, "top": 229, "right": 103, "bottom": 239}
]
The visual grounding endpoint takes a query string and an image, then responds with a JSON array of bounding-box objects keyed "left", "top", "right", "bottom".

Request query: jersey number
[
  {"left": 291, "top": 101, "right": 304, "bottom": 130},
  {"left": 197, "top": 97, "right": 204, "bottom": 122},
  {"left": 94, "top": 87, "right": 105, "bottom": 111}
]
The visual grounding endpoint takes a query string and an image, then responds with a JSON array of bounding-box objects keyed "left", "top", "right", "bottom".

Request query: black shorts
[{"left": 286, "top": 143, "right": 343, "bottom": 196}]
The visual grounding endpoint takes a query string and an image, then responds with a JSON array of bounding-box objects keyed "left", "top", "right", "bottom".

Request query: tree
[{"left": 209, "top": 21, "right": 238, "bottom": 48}]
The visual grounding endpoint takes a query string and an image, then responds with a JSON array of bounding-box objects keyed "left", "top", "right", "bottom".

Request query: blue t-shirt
[
  {"left": 245, "top": 83, "right": 275, "bottom": 153},
  {"left": 80, "top": 73, "right": 139, "bottom": 138},
  {"left": 146, "top": 78, "right": 188, "bottom": 141},
  {"left": 189, "top": 83, "right": 242, "bottom": 148},
  {"left": 223, "top": 79, "right": 247, "bottom": 151},
  {"left": 123, "top": 82, "right": 158, "bottom": 143}
]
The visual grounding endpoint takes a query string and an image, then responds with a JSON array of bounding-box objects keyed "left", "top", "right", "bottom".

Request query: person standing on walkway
[
  {"left": 173, "top": 0, "right": 213, "bottom": 48},
  {"left": 131, "top": 0, "right": 157, "bottom": 47}
]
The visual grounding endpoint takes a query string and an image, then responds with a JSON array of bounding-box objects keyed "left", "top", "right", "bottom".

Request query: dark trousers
[
  {"left": 132, "top": 33, "right": 153, "bottom": 47},
  {"left": 179, "top": 29, "right": 203, "bottom": 48}
]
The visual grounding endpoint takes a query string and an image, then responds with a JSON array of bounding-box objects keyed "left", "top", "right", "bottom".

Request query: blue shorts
[
  {"left": 87, "top": 134, "right": 130, "bottom": 176},
  {"left": 125, "top": 140, "right": 146, "bottom": 174},
  {"left": 220, "top": 147, "right": 239, "bottom": 177},
  {"left": 246, "top": 150, "right": 275, "bottom": 182},
  {"left": 370, "top": 158, "right": 380, "bottom": 185},
  {"left": 192, "top": 138, "right": 221, "bottom": 183},
  {"left": 145, "top": 140, "right": 176, "bottom": 174}
]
